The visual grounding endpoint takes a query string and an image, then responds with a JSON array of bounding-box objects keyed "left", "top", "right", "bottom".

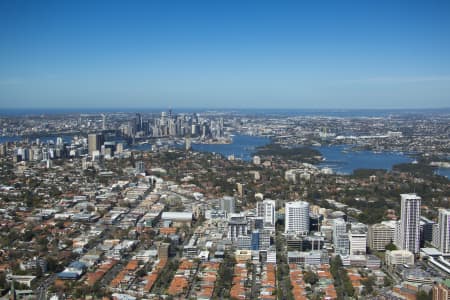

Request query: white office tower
[
  {"left": 333, "top": 218, "right": 347, "bottom": 243},
  {"left": 438, "top": 208, "right": 450, "bottom": 254},
  {"left": 257, "top": 199, "right": 276, "bottom": 227},
  {"left": 285, "top": 201, "right": 310, "bottom": 235},
  {"left": 349, "top": 232, "right": 367, "bottom": 255},
  {"left": 368, "top": 222, "right": 395, "bottom": 251},
  {"left": 399, "top": 193, "right": 421, "bottom": 254},
  {"left": 333, "top": 218, "right": 349, "bottom": 255}
]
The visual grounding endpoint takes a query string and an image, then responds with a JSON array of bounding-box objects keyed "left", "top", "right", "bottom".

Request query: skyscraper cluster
[{"left": 120, "top": 111, "right": 225, "bottom": 139}]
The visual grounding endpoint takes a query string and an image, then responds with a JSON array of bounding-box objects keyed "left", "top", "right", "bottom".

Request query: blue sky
[{"left": 1, "top": 0, "right": 449, "bottom": 109}]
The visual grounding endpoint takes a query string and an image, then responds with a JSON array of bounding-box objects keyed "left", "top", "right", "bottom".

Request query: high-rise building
[
  {"left": 333, "top": 218, "right": 347, "bottom": 243},
  {"left": 432, "top": 281, "right": 450, "bottom": 300},
  {"left": 220, "top": 196, "right": 235, "bottom": 214},
  {"left": 185, "top": 137, "right": 191, "bottom": 151},
  {"left": 88, "top": 133, "right": 104, "bottom": 156},
  {"left": 349, "top": 231, "right": 367, "bottom": 255},
  {"left": 421, "top": 216, "right": 436, "bottom": 246},
  {"left": 285, "top": 201, "right": 309, "bottom": 235},
  {"left": 257, "top": 199, "right": 276, "bottom": 227},
  {"left": 253, "top": 156, "right": 261, "bottom": 165},
  {"left": 432, "top": 223, "right": 441, "bottom": 248},
  {"left": 398, "top": 193, "right": 421, "bottom": 254},
  {"left": 438, "top": 209, "right": 450, "bottom": 254},
  {"left": 116, "top": 143, "right": 123, "bottom": 154},
  {"left": 102, "top": 114, "right": 106, "bottom": 130},
  {"left": 135, "top": 161, "right": 145, "bottom": 174},
  {"left": 227, "top": 216, "right": 248, "bottom": 240},
  {"left": 333, "top": 218, "right": 349, "bottom": 255},
  {"left": 368, "top": 222, "right": 395, "bottom": 251},
  {"left": 0, "top": 143, "right": 6, "bottom": 156}
]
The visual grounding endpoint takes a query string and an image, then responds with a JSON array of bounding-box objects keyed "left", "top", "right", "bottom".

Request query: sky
[{"left": 0, "top": 0, "right": 450, "bottom": 109}]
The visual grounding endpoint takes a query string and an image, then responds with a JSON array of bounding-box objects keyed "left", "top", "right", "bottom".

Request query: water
[
  {"left": 435, "top": 168, "right": 450, "bottom": 179},
  {"left": 1, "top": 133, "right": 448, "bottom": 178},
  {"left": 313, "top": 145, "right": 413, "bottom": 175},
  {"left": 191, "top": 134, "right": 271, "bottom": 161}
]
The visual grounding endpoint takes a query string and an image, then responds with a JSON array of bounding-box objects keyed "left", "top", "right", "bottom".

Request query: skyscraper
[
  {"left": 333, "top": 218, "right": 349, "bottom": 255},
  {"left": 438, "top": 208, "right": 450, "bottom": 254},
  {"left": 285, "top": 201, "right": 309, "bottom": 235},
  {"left": 220, "top": 196, "right": 235, "bottom": 214},
  {"left": 349, "top": 231, "right": 367, "bottom": 255},
  {"left": 368, "top": 222, "right": 395, "bottom": 251},
  {"left": 257, "top": 199, "right": 276, "bottom": 227},
  {"left": 398, "top": 193, "right": 421, "bottom": 254},
  {"left": 88, "top": 133, "right": 104, "bottom": 156}
]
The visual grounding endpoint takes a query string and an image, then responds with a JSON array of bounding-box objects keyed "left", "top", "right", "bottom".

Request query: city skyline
[{"left": 1, "top": 1, "right": 450, "bottom": 109}]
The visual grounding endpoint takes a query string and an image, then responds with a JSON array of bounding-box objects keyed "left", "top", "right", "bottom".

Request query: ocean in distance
[{"left": 1, "top": 107, "right": 450, "bottom": 117}]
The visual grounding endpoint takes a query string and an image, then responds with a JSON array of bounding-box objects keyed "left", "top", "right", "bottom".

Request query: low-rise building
[{"left": 385, "top": 250, "right": 414, "bottom": 267}]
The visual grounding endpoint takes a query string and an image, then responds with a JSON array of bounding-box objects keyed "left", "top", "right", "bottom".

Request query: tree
[
  {"left": 304, "top": 270, "right": 319, "bottom": 285},
  {"left": 383, "top": 276, "right": 392, "bottom": 287},
  {"left": 362, "top": 276, "right": 375, "bottom": 294},
  {"left": 136, "top": 268, "right": 147, "bottom": 277},
  {"left": 417, "top": 290, "right": 432, "bottom": 300},
  {"left": 0, "top": 272, "right": 7, "bottom": 289},
  {"left": 385, "top": 242, "right": 397, "bottom": 251},
  {"left": 46, "top": 256, "right": 61, "bottom": 272}
]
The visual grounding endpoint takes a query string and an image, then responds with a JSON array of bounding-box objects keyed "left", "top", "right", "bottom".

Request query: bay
[
  {"left": 191, "top": 134, "right": 271, "bottom": 161},
  {"left": 314, "top": 145, "right": 412, "bottom": 175}
]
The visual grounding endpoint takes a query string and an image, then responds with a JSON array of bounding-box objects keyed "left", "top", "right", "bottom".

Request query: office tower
[
  {"left": 135, "top": 113, "right": 143, "bottom": 131},
  {"left": 185, "top": 137, "right": 191, "bottom": 151},
  {"left": 257, "top": 199, "right": 276, "bottom": 227},
  {"left": 333, "top": 218, "right": 349, "bottom": 255},
  {"left": 349, "top": 231, "right": 367, "bottom": 255},
  {"left": 253, "top": 156, "right": 261, "bottom": 165},
  {"left": 420, "top": 216, "right": 436, "bottom": 246},
  {"left": 333, "top": 218, "right": 347, "bottom": 243},
  {"left": 0, "top": 143, "right": 5, "bottom": 156},
  {"left": 432, "top": 223, "right": 441, "bottom": 248},
  {"left": 116, "top": 143, "right": 123, "bottom": 154},
  {"left": 102, "top": 114, "right": 106, "bottom": 130},
  {"left": 135, "top": 161, "right": 145, "bottom": 174},
  {"left": 220, "top": 196, "right": 235, "bottom": 214},
  {"left": 432, "top": 281, "right": 450, "bottom": 300},
  {"left": 227, "top": 216, "right": 248, "bottom": 240},
  {"left": 236, "top": 183, "right": 244, "bottom": 198},
  {"left": 251, "top": 231, "right": 260, "bottom": 250},
  {"left": 399, "top": 193, "right": 421, "bottom": 254},
  {"left": 88, "top": 133, "right": 104, "bottom": 156},
  {"left": 368, "top": 223, "right": 395, "bottom": 251},
  {"left": 438, "top": 208, "right": 450, "bottom": 254},
  {"left": 285, "top": 201, "right": 310, "bottom": 235}
]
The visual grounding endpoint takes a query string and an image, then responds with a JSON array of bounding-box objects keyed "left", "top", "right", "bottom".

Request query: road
[{"left": 37, "top": 273, "right": 57, "bottom": 300}]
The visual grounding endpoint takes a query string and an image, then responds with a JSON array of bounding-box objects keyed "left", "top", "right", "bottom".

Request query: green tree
[
  {"left": 304, "top": 270, "right": 319, "bottom": 285},
  {"left": 0, "top": 272, "right": 7, "bottom": 289},
  {"left": 362, "top": 276, "right": 375, "bottom": 294},
  {"left": 385, "top": 242, "right": 397, "bottom": 251},
  {"left": 417, "top": 290, "right": 432, "bottom": 300}
]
